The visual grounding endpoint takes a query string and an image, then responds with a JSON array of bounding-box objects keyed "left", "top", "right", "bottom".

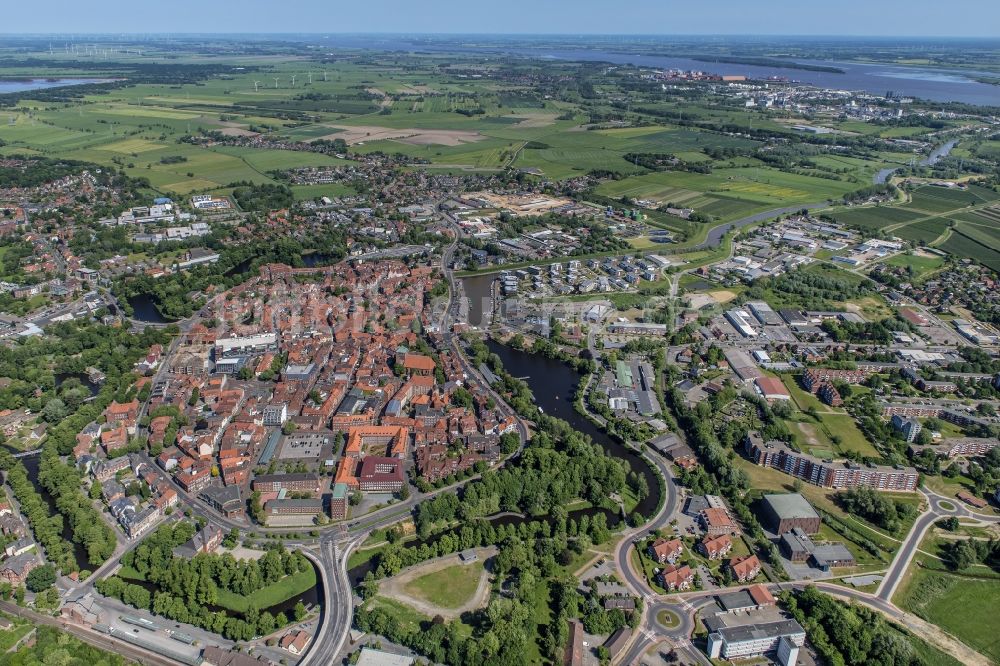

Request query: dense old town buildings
[{"left": 119, "top": 259, "right": 517, "bottom": 525}]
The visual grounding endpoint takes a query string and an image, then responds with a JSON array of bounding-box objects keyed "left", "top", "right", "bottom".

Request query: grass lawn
[
  {"left": 526, "top": 579, "right": 552, "bottom": 664},
  {"left": 368, "top": 596, "right": 434, "bottom": 635},
  {"left": 0, "top": 623, "right": 32, "bottom": 651},
  {"left": 737, "top": 457, "right": 917, "bottom": 546},
  {"left": 818, "top": 413, "right": 880, "bottom": 458},
  {"left": 656, "top": 609, "right": 681, "bottom": 628},
  {"left": 215, "top": 567, "right": 316, "bottom": 614},
  {"left": 896, "top": 569, "right": 1000, "bottom": 664},
  {"left": 882, "top": 253, "right": 945, "bottom": 279},
  {"left": 780, "top": 374, "right": 826, "bottom": 412},
  {"left": 630, "top": 545, "right": 667, "bottom": 594},
  {"left": 401, "top": 562, "right": 484, "bottom": 610}
]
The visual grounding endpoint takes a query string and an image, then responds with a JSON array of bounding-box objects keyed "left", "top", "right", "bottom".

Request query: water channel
[
  {"left": 5, "top": 448, "right": 91, "bottom": 571},
  {"left": 873, "top": 139, "right": 959, "bottom": 184}
]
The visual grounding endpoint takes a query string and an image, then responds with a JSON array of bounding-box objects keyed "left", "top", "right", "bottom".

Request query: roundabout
[{"left": 655, "top": 609, "right": 681, "bottom": 630}]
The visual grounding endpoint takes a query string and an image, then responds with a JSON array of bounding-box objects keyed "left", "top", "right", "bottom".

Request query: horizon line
[{"left": 1, "top": 32, "right": 999, "bottom": 39}]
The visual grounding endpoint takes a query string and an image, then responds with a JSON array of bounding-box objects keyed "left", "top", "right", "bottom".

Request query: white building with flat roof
[
  {"left": 725, "top": 309, "right": 758, "bottom": 338},
  {"left": 706, "top": 619, "right": 805, "bottom": 665}
]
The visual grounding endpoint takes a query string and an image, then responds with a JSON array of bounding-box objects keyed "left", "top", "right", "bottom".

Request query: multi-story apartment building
[{"left": 744, "top": 433, "right": 918, "bottom": 491}]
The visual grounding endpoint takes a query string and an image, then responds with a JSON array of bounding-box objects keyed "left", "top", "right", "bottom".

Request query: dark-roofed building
[
  {"left": 761, "top": 493, "right": 821, "bottom": 535},
  {"left": 0, "top": 551, "right": 38, "bottom": 584},
  {"left": 252, "top": 473, "right": 321, "bottom": 493},
  {"left": 357, "top": 456, "right": 404, "bottom": 492},
  {"left": 173, "top": 525, "right": 224, "bottom": 559},
  {"left": 266, "top": 498, "right": 325, "bottom": 517},
  {"left": 603, "top": 627, "right": 632, "bottom": 661},
  {"left": 200, "top": 484, "right": 244, "bottom": 518},
  {"left": 715, "top": 583, "right": 776, "bottom": 614},
  {"left": 779, "top": 527, "right": 855, "bottom": 570}
]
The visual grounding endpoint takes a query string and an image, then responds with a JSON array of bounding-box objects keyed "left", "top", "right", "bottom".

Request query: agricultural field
[
  {"left": 828, "top": 205, "right": 924, "bottom": 231},
  {"left": 939, "top": 229, "right": 1000, "bottom": 271},
  {"left": 829, "top": 184, "right": 1000, "bottom": 267},
  {"left": 903, "top": 184, "right": 999, "bottom": 213}
]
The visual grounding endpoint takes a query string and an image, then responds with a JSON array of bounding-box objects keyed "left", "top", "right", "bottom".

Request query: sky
[{"left": 4, "top": 0, "right": 1000, "bottom": 37}]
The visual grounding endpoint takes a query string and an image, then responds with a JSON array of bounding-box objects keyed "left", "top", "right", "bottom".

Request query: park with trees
[{"left": 96, "top": 522, "right": 315, "bottom": 640}]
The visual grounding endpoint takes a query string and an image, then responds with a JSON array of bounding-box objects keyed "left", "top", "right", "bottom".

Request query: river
[
  {"left": 873, "top": 139, "right": 959, "bottom": 184},
  {"left": 305, "top": 36, "right": 1000, "bottom": 106}
]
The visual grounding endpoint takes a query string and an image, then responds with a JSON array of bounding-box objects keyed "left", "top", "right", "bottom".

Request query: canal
[
  {"left": 9, "top": 449, "right": 92, "bottom": 571},
  {"left": 127, "top": 294, "right": 172, "bottom": 324},
  {"left": 461, "top": 274, "right": 495, "bottom": 328}
]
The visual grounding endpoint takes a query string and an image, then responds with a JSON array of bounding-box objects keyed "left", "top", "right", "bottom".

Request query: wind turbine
[
  {"left": 273, "top": 77, "right": 280, "bottom": 89},
  {"left": 323, "top": 70, "right": 328, "bottom": 82},
  {"left": 253, "top": 81, "right": 261, "bottom": 92},
  {"left": 290, "top": 74, "right": 297, "bottom": 87},
  {"left": 307, "top": 72, "right": 313, "bottom": 84}
]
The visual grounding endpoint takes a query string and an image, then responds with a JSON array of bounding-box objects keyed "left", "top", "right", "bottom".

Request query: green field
[
  {"left": 400, "top": 561, "right": 484, "bottom": 609},
  {"left": 829, "top": 205, "right": 924, "bottom": 231},
  {"left": 829, "top": 184, "right": 1000, "bottom": 266},
  {"left": 881, "top": 252, "right": 945, "bottom": 278},
  {"left": 896, "top": 570, "right": 1000, "bottom": 664},
  {"left": 0, "top": 622, "right": 33, "bottom": 651},
  {"left": 214, "top": 566, "right": 316, "bottom": 614}
]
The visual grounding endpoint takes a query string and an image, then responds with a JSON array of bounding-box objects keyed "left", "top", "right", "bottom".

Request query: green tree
[{"left": 26, "top": 564, "right": 57, "bottom": 592}]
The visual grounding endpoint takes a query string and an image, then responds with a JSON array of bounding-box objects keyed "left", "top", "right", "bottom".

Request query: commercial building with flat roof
[
  {"left": 760, "top": 493, "right": 821, "bottom": 535},
  {"left": 252, "top": 473, "right": 321, "bottom": 493},
  {"left": 747, "top": 301, "right": 783, "bottom": 326},
  {"left": 706, "top": 618, "right": 805, "bottom": 665}
]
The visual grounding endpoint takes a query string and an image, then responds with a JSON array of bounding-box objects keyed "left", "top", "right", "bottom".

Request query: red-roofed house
[
  {"left": 746, "top": 583, "right": 775, "bottom": 608},
  {"left": 658, "top": 564, "right": 694, "bottom": 591},
  {"left": 699, "top": 534, "right": 733, "bottom": 560},
  {"left": 728, "top": 554, "right": 761, "bottom": 583},
  {"left": 700, "top": 507, "right": 739, "bottom": 536},
  {"left": 100, "top": 424, "right": 129, "bottom": 454},
  {"left": 104, "top": 399, "right": 140, "bottom": 433},
  {"left": 648, "top": 538, "right": 683, "bottom": 564},
  {"left": 402, "top": 353, "right": 435, "bottom": 376}
]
